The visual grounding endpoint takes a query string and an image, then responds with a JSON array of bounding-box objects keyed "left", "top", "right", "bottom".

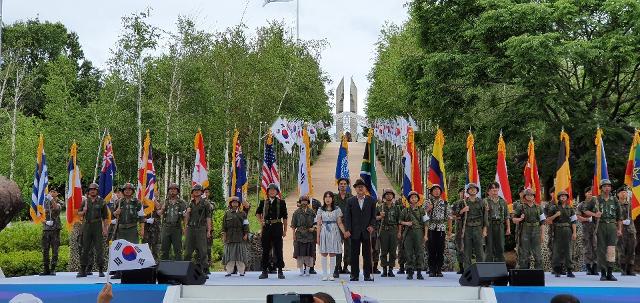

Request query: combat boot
[
  {"left": 373, "top": 262, "right": 381, "bottom": 274},
  {"left": 416, "top": 270, "right": 424, "bottom": 280},
  {"left": 606, "top": 267, "right": 617, "bottom": 281},
  {"left": 381, "top": 266, "right": 388, "bottom": 277},
  {"left": 456, "top": 262, "right": 464, "bottom": 274},
  {"left": 406, "top": 269, "right": 414, "bottom": 280},
  {"left": 259, "top": 270, "right": 268, "bottom": 279},
  {"left": 620, "top": 263, "right": 628, "bottom": 276},
  {"left": 76, "top": 266, "right": 87, "bottom": 278},
  {"left": 585, "top": 264, "right": 592, "bottom": 275},
  {"left": 628, "top": 264, "right": 636, "bottom": 276},
  {"left": 39, "top": 263, "right": 50, "bottom": 276},
  {"left": 398, "top": 264, "right": 405, "bottom": 274},
  {"left": 277, "top": 268, "right": 285, "bottom": 279},
  {"left": 387, "top": 267, "right": 396, "bottom": 277}
]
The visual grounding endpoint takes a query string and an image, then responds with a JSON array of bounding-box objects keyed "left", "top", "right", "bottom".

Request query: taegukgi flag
[{"left": 108, "top": 239, "right": 156, "bottom": 272}]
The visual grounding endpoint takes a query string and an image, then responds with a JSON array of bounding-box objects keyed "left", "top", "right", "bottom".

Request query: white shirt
[{"left": 357, "top": 195, "right": 365, "bottom": 210}]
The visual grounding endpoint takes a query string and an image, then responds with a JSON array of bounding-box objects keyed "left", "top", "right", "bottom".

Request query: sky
[{"left": 3, "top": 0, "right": 409, "bottom": 116}]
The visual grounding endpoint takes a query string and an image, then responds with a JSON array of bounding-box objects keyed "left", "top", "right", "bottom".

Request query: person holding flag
[
  {"left": 256, "top": 183, "right": 288, "bottom": 280},
  {"left": 484, "top": 182, "right": 511, "bottom": 263},
  {"left": 622, "top": 129, "right": 640, "bottom": 275},
  {"left": 577, "top": 186, "right": 599, "bottom": 275},
  {"left": 113, "top": 183, "right": 143, "bottom": 244},
  {"left": 333, "top": 177, "right": 353, "bottom": 277},
  {"left": 547, "top": 190, "right": 577, "bottom": 278},
  {"left": 41, "top": 187, "right": 63, "bottom": 276},
  {"left": 400, "top": 191, "right": 428, "bottom": 280},
  {"left": 616, "top": 186, "right": 636, "bottom": 276},
  {"left": 158, "top": 183, "right": 187, "bottom": 260},
  {"left": 459, "top": 183, "right": 487, "bottom": 270},
  {"left": 184, "top": 184, "right": 212, "bottom": 274},
  {"left": 512, "top": 188, "right": 544, "bottom": 270},
  {"left": 77, "top": 183, "right": 109, "bottom": 278}
]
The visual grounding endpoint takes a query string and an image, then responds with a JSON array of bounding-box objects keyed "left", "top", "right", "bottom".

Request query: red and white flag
[
  {"left": 524, "top": 136, "right": 542, "bottom": 204},
  {"left": 136, "top": 130, "right": 156, "bottom": 216},
  {"left": 192, "top": 129, "right": 209, "bottom": 189},
  {"left": 495, "top": 133, "right": 513, "bottom": 211},
  {"left": 260, "top": 132, "right": 281, "bottom": 198},
  {"left": 66, "top": 142, "right": 83, "bottom": 228}
]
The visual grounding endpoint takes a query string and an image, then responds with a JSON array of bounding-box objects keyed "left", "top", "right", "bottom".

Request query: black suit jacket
[{"left": 344, "top": 195, "right": 377, "bottom": 240}]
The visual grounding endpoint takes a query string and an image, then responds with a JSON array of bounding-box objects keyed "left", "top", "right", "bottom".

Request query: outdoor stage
[{"left": 0, "top": 271, "right": 638, "bottom": 303}]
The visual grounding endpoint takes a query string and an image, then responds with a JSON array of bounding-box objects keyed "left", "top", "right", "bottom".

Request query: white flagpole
[{"left": 296, "top": 0, "right": 300, "bottom": 41}]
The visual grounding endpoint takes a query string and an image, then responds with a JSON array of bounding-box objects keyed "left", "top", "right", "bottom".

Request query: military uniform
[
  {"left": 185, "top": 197, "right": 212, "bottom": 271},
  {"left": 377, "top": 201, "right": 400, "bottom": 276},
  {"left": 395, "top": 199, "right": 407, "bottom": 273},
  {"left": 451, "top": 199, "right": 466, "bottom": 273},
  {"left": 205, "top": 199, "right": 215, "bottom": 270},
  {"left": 115, "top": 197, "right": 142, "bottom": 243},
  {"left": 618, "top": 199, "right": 636, "bottom": 275},
  {"left": 42, "top": 197, "right": 63, "bottom": 275},
  {"left": 544, "top": 200, "right": 557, "bottom": 259},
  {"left": 333, "top": 191, "right": 353, "bottom": 274},
  {"left": 549, "top": 200, "right": 577, "bottom": 276},
  {"left": 143, "top": 207, "right": 161, "bottom": 261},
  {"left": 291, "top": 205, "right": 316, "bottom": 273},
  {"left": 256, "top": 195, "right": 288, "bottom": 278},
  {"left": 463, "top": 198, "right": 487, "bottom": 269},
  {"left": 400, "top": 205, "right": 427, "bottom": 278},
  {"left": 222, "top": 205, "right": 249, "bottom": 275},
  {"left": 485, "top": 197, "right": 508, "bottom": 262},
  {"left": 577, "top": 198, "right": 598, "bottom": 274},
  {"left": 78, "top": 196, "right": 108, "bottom": 277},
  {"left": 161, "top": 197, "right": 187, "bottom": 260},
  {"left": 586, "top": 193, "right": 622, "bottom": 280},
  {"left": 514, "top": 202, "right": 543, "bottom": 269}
]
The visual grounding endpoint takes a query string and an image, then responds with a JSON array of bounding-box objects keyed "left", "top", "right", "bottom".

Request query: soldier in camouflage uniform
[
  {"left": 460, "top": 183, "right": 488, "bottom": 269},
  {"left": 160, "top": 183, "right": 187, "bottom": 260},
  {"left": 377, "top": 188, "right": 400, "bottom": 277},
  {"left": 577, "top": 187, "right": 598, "bottom": 275},
  {"left": 584, "top": 179, "right": 623, "bottom": 281},
  {"left": 544, "top": 187, "right": 557, "bottom": 270},
  {"left": 616, "top": 186, "right": 636, "bottom": 276},
  {"left": 114, "top": 183, "right": 143, "bottom": 243},
  {"left": 143, "top": 199, "right": 162, "bottom": 261},
  {"left": 485, "top": 182, "right": 511, "bottom": 263},
  {"left": 333, "top": 178, "right": 353, "bottom": 276},
  {"left": 77, "top": 183, "right": 109, "bottom": 278},
  {"left": 548, "top": 191, "right": 577, "bottom": 277},
  {"left": 107, "top": 187, "right": 121, "bottom": 242},
  {"left": 396, "top": 194, "right": 407, "bottom": 274},
  {"left": 512, "top": 188, "right": 544, "bottom": 269},
  {"left": 400, "top": 191, "right": 428, "bottom": 280},
  {"left": 202, "top": 188, "right": 215, "bottom": 273},
  {"left": 41, "top": 188, "right": 63, "bottom": 276},
  {"left": 451, "top": 188, "right": 466, "bottom": 274},
  {"left": 184, "top": 185, "right": 213, "bottom": 273}
]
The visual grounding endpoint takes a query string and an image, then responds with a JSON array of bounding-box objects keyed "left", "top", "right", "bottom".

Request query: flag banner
[
  {"left": 108, "top": 239, "right": 156, "bottom": 272},
  {"left": 524, "top": 137, "right": 542, "bottom": 204},
  {"left": 495, "top": 133, "right": 513, "bottom": 212},
  {"left": 66, "top": 143, "right": 83, "bottom": 227},
  {"left": 466, "top": 131, "right": 481, "bottom": 197},
  {"left": 307, "top": 124, "right": 318, "bottom": 142},
  {"left": 30, "top": 134, "right": 48, "bottom": 224},
  {"left": 192, "top": 129, "right": 209, "bottom": 189},
  {"left": 136, "top": 131, "right": 156, "bottom": 216},
  {"left": 98, "top": 133, "right": 116, "bottom": 205},
  {"left": 427, "top": 128, "right": 448, "bottom": 201},
  {"left": 342, "top": 282, "right": 379, "bottom": 303},
  {"left": 360, "top": 128, "right": 378, "bottom": 200},
  {"left": 592, "top": 128, "right": 609, "bottom": 196},
  {"left": 222, "top": 136, "right": 230, "bottom": 199},
  {"left": 624, "top": 129, "right": 640, "bottom": 219},
  {"left": 402, "top": 127, "right": 422, "bottom": 206},
  {"left": 271, "top": 118, "right": 295, "bottom": 153},
  {"left": 298, "top": 127, "right": 313, "bottom": 197},
  {"left": 230, "top": 129, "right": 248, "bottom": 202},
  {"left": 335, "top": 133, "right": 351, "bottom": 192},
  {"left": 261, "top": 132, "right": 281, "bottom": 199},
  {"left": 555, "top": 130, "right": 573, "bottom": 202}
]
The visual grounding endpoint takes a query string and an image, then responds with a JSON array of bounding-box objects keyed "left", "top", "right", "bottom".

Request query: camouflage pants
[
  {"left": 617, "top": 229, "right": 637, "bottom": 265},
  {"left": 143, "top": 224, "right": 161, "bottom": 261},
  {"left": 42, "top": 230, "right": 61, "bottom": 269},
  {"left": 582, "top": 222, "right": 597, "bottom": 264}
]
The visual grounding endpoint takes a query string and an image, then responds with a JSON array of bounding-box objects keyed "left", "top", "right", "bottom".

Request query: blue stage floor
[
  {"left": 494, "top": 286, "right": 639, "bottom": 303},
  {"left": 0, "top": 284, "right": 167, "bottom": 303}
]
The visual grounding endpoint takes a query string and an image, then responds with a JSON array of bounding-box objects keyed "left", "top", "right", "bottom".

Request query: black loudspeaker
[
  {"left": 156, "top": 261, "right": 206, "bottom": 285},
  {"left": 459, "top": 262, "right": 509, "bottom": 286},
  {"left": 509, "top": 269, "right": 545, "bottom": 286},
  {"left": 120, "top": 267, "right": 157, "bottom": 284}
]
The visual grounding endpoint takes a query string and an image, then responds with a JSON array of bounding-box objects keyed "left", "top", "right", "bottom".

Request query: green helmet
[
  {"left": 88, "top": 183, "right": 99, "bottom": 190},
  {"left": 599, "top": 179, "right": 612, "bottom": 188},
  {"left": 191, "top": 184, "right": 204, "bottom": 192}
]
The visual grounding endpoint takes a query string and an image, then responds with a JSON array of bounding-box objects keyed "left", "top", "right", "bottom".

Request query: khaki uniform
[
  {"left": 222, "top": 209, "right": 249, "bottom": 273},
  {"left": 401, "top": 206, "right": 427, "bottom": 271},
  {"left": 184, "top": 198, "right": 212, "bottom": 270},
  {"left": 161, "top": 198, "right": 187, "bottom": 260},
  {"left": 377, "top": 202, "right": 400, "bottom": 268},
  {"left": 451, "top": 200, "right": 465, "bottom": 270},
  {"left": 116, "top": 198, "right": 142, "bottom": 243},
  {"left": 514, "top": 202, "right": 543, "bottom": 269},
  {"left": 549, "top": 203, "right": 576, "bottom": 271},
  {"left": 485, "top": 197, "right": 508, "bottom": 262},
  {"left": 586, "top": 196, "right": 622, "bottom": 269},
  {"left": 463, "top": 198, "right": 487, "bottom": 269},
  {"left": 42, "top": 198, "right": 63, "bottom": 273},
  {"left": 80, "top": 197, "right": 108, "bottom": 271},
  {"left": 618, "top": 200, "right": 636, "bottom": 268},
  {"left": 143, "top": 208, "right": 161, "bottom": 261}
]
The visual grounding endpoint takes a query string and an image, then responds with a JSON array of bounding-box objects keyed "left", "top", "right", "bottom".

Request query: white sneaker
[
  {"left": 329, "top": 276, "right": 335, "bottom": 281},
  {"left": 322, "top": 276, "right": 328, "bottom": 281}
]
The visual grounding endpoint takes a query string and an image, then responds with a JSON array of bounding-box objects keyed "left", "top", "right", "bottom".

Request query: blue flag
[
  {"left": 99, "top": 133, "right": 116, "bottom": 206},
  {"left": 335, "top": 134, "right": 351, "bottom": 193}
]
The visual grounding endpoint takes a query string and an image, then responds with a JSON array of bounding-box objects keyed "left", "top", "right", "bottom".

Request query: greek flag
[{"left": 30, "top": 134, "right": 48, "bottom": 224}]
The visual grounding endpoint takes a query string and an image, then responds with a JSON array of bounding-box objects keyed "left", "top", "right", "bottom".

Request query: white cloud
[{"left": 4, "top": 0, "right": 408, "bottom": 115}]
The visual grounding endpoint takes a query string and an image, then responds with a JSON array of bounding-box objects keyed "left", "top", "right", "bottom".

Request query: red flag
[
  {"left": 66, "top": 142, "right": 83, "bottom": 228},
  {"left": 523, "top": 137, "right": 542, "bottom": 204},
  {"left": 495, "top": 133, "right": 512, "bottom": 211}
]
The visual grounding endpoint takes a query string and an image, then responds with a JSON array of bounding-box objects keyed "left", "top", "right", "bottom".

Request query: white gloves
[
  {"left": 623, "top": 219, "right": 631, "bottom": 226},
  {"left": 570, "top": 214, "right": 578, "bottom": 222},
  {"left": 422, "top": 214, "right": 430, "bottom": 222},
  {"left": 137, "top": 209, "right": 145, "bottom": 217},
  {"left": 45, "top": 221, "right": 54, "bottom": 226},
  {"left": 145, "top": 217, "right": 155, "bottom": 224},
  {"left": 539, "top": 213, "right": 547, "bottom": 221},
  {"left": 111, "top": 219, "right": 117, "bottom": 225}
]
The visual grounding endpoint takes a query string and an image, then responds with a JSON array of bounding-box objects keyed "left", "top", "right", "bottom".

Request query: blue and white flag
[
  {"left": 108, "top": 239, "right": 156, "bottom": 272},
  {"left": 30, "top": 134, "right": 48, "bottom": 224},
  {"left": 335, "top": 134, "right": 351, "bottom": 192}
]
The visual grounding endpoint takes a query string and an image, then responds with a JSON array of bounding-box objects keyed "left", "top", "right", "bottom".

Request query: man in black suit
[{"left": 344, "top": 179, "right": 377, "bottom": 281}]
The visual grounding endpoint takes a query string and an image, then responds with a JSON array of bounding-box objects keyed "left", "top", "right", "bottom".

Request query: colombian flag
[
  {"left": 554, "top": 130, "right": 573, "bottom": 202},
  {"left": 624, "top": 129, "right": 640, "bottom": 219},
  {"left": 66, "top": 142, "right": 83, "bottom": 228},
  {"left": 592, "top": 128, "right": 609, "bottom": 196},
  {"left": 495, "top": 133, "right": 513, "bottom": 211},
  {"left": 427, "top": 128, "right": 447, "bottom": 201},
  {"left": 466, "top": 131, "right": 481, "bottom": 197},
  {"left": 523, "top": 136, "right": 542, "bottom": 204}
]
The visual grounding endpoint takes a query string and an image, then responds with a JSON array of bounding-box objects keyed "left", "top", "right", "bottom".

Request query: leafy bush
[
  {"left": 212, "top": 209, "right": 225, "bottom": 239},
  {"left": 0, "top": 221, "right": 70, "bottom": 253},
  {"left": 211, "top": 238, "right": 223, "bottom": 262},
  {"left": 0, "top": 246, "right": 70, "bottom": 277}
]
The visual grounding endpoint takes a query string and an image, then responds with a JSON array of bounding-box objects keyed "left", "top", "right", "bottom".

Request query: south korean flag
[{"left": 108, "top": 239, "right": 156, "bottom": 272}]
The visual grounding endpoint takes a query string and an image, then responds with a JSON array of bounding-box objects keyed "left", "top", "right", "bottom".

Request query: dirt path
[{"left": 281, "top": 141, "right": 394, "bottom": 270}]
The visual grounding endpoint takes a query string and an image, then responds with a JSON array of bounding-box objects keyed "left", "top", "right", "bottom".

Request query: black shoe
[
  {"left": 49, "top": 271, "right": 56, "bottom": 276},
  {"left": 309, "top": 267, "right": 317, "bottom": 275},
  {"left": 364, "top": 275, "right": 374, "bottom": 281},
  {"left": 628, "top": 264, "right": 636, "bottom": 276},
  {"left": 606, "top": 267, "right": 617, "bottom": 281},
  {"left": 341, "top": 267, "right": 350, "bottom": 274},
  {"left": 416, "top": 271, "right": 424, "bottom": 280},
  {"left": 87, "top": 271, "right": 93, "bottom": 276},
  {"left": 76, "top": 268, "right": 87, "bottom": 278},
  {"left": 554, "top": 267, "right": 561, "bottom": 278},
  {"left": 457, "top": 262, "right": 464, "bottom": 274},
  {"left": 373, "top": 263, "right": 381, "bottom": 274},
  {"left": 591, "top": 263, "right": 599, "bottom": 275},
  {"left": 429, "top": 271, "right": 436, "bottom": 277},
  {"left": 436, "top": 270, "right": 444, "bottom": 277},
  {"left": 621, "top": 263, "right": 628, "bottom": 276},
  {"left": 278, "top": 269, "right": 285, "bottom": 279},
  {"left": 406, "top": 270, "right": 414, "bottom": 280},
  {"left": 39, "top": 268, "right": 50, "bottom": 276},
  {"left": 567, "top": 271, "right": 575, "bottom": 278},
  {"left": 98, "top": 271, "right": 105, "bottom": 278},
  {"left": 586, "top": 264, "right": 592, "bottom": 275},
  {"left": 388, "top": 269, "right": 396, "bottom": 277},
  {"left": 350, "top": 276, "right": 359, "bottom": 281},
  {"left": 381, "top": 267, "right": 388, "bottom": 277},
  {"left": 333, "top": 270, "right": 340, "bottom": 279},
  {"left": 398, "top": 265, "right": 405, "bottom": 274},
  {"left": 225, "top": 274, "right": 232, "bottom": 277},
  {"left": 600, "top": 270, "right": 607, "bottom": 281},
  {"left": 259, "top": 271, "right": 268, "bottom": 279}
]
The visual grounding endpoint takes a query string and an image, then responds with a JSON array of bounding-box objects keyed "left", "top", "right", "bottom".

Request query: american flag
[{"left": 261, "top": 133, "right": 281, "bottom": 198}]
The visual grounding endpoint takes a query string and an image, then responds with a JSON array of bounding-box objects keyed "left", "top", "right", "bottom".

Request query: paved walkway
[{"left": 282, "top": 141, "right": 394, "bottom": 270}]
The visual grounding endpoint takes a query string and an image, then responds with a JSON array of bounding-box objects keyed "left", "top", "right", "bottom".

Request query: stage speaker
[
  {"left": 459, "top": 262, "right": 509, "bottom": 286},
  {"left": 509, "top": 269, "right": 545, "bottom": 286},
  {"left": 120, "top": 267, "right": 157, "bottom": 284},
  {"left": 156, "top": 261, "right": 206, "bottom": 285}
]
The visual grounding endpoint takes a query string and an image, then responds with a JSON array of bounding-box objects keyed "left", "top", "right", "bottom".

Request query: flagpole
[
  {"left": 296, "top": 0, "right": 299, "bottom": 41},
  {"left": 93, "top": 128, "right": 107, "bottom": 183}
]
